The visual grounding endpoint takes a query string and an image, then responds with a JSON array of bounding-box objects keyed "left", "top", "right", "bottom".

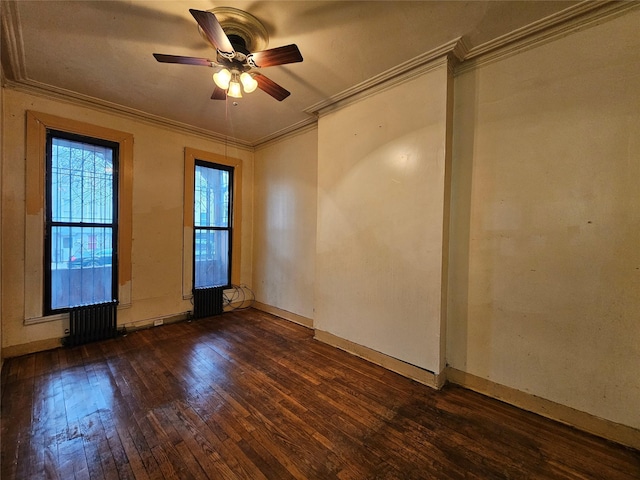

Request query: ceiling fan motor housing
[{"left": 199, "top": 7, "right": 269, "bottom": 53}]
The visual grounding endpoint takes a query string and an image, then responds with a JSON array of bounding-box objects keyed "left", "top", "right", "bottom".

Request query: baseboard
[
  {"left": 446, "top": 367, "right": 640, "bottom": 451},
  {"left": 122, "top": 311, "right": 192, "bottom": 332},
  {"left": 314, "top": 329, "right": 445, "bottom": 389},
  {"left": 252, "top": 302, "right": 314, "bottom": 328},
  {"left": 2, "top": 337, "right": 62, "bottom": 359}
]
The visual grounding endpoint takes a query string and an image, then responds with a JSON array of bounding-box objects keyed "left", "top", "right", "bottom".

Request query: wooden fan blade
[
  {"left": 248, "top": 44, "right": 303, "bottom": 68},
  {"left": 153, "top": 53, "right": 214, "bottom": 67},
  {"left": 189, "top": 9, "right": 234, "bottom": 56},
  {"left": 254, "top": 74, "right": 291, "bottom": 101},
  {"left": 211, "top": 87, "right": 227, "bottom": 100}
]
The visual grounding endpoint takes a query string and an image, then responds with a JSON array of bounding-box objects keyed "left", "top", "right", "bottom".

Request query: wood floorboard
[{"left": 2, "top": 308, "right": 639, "bottom": 479}]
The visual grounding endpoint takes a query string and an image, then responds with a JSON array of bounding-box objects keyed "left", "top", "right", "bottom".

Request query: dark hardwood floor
[{"left": 2, "top": 308, "right": 638, "bottom": 479}]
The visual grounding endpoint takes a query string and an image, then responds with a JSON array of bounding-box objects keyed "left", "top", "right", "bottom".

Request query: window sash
[
  {"left": 45, "top": 130, "right": 119, "bottom": 314},
  {"left": 193, "top": 161, "right": 233, "bottom": 289}
]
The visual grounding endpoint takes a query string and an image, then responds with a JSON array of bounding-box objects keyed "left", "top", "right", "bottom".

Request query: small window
[
  {"left": 45, "top": 130, "right": 118, "bottom": 313},
  {"left": 193, "top": 161, "right": 233, "bottom": 288}
]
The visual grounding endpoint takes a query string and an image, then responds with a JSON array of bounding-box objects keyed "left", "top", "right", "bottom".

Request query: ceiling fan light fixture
[
  {"left": 227, "top": 75, "right": 243, "bottom": 98},
  {"left": 213, "top": 68, "right": 232, "bottom": 89},
  {"left": 240, "top": 72, "right": 258, "bottom": 93}
]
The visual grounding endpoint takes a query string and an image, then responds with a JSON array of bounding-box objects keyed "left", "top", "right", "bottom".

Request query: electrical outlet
[{"left": 154, "top": 319, "right": 163, "bottom": 327}]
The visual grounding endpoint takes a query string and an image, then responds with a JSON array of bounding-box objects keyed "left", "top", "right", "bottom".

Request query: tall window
[
  {"left": 45, "top": 130, "right": 118, "bottom": 313},
  {"left": 193, "top": 161, "right": 233, "bottom": 288}
]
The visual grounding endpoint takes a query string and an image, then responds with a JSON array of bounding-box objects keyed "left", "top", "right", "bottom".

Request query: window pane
[
  {"left": 50, "top": 226, "right": 113, "bottom": 309},
  {"left": 194, "top": 229, "right": 229, "bottom": 288},
  {"left": 51, "top": 137, "right": 113, "bottom": 224},
  {"left": 194, "top": 165, "right": 229, "bottom": 228}
]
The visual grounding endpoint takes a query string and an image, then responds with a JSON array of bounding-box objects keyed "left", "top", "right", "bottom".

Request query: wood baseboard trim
[
  {"left": 252, "top": 302, "right": 314, "bottom": 328},
  {"left": 122, "top": 311, "right": 192, "bottom": 332},
  {"left": 2, "top": 337, "right": 62, "bottom": 359},
  {"left": 446, "top": 367, "right": 640, "bottom": 451},
  {"left": 314, "top": 329, "right": 445, "bottom": 389}
]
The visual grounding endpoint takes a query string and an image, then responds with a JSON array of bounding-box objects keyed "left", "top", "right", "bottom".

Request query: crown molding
[
  {"left": 457, "top": 0, "right": 640, "bottom": 74},
  {"left": 3, "top": 1, "right": 638, "bottom": 147},
  {"left": 253, "top": 117, "right": 318, "bottom": 150},
  {"left": 1, "top": 0, "right": 27, "bottom": 82},
  {"left": 4, "top": 79, "right": 254, "bottom": 150},
  {"left": 304, "top": 37, "right": 467, "bottom": 118}
]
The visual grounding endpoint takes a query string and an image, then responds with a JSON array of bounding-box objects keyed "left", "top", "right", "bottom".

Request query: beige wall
[
  {"left": 315, "top": 63, "right": 452, "bottom": 374},
  {"left": 448, "top": 9, "right": 640, "bottom": 429},
  {"left": 1, "top": 89, "right": 253, "bottom": 352},
  {"left": 253, "top": 129, "right": 318, "bottom": 320}
]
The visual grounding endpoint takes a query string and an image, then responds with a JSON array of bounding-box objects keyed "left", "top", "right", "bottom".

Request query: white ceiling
[{"left": 2, "top": 0, "right": 583, "bottom": 146}]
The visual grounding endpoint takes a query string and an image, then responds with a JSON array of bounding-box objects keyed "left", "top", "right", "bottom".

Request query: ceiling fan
[{"left": 153, "top": 7, "right": 303, "bottom": 101}]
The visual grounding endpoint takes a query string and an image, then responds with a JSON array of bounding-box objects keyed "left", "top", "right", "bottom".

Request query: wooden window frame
[
  {"left": 25, "top": 111, "right": 133, "bottom": 324},
  {"left": 183, "top": 147, "right": 242, "bottom": 298}
]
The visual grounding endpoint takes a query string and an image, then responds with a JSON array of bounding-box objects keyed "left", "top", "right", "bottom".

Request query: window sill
[
  {"left": 24, "top": 302, "right": 131, "bottom": 326},
  {"left": 24, "top": 312, "right": 68, "bottom": 326}
]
